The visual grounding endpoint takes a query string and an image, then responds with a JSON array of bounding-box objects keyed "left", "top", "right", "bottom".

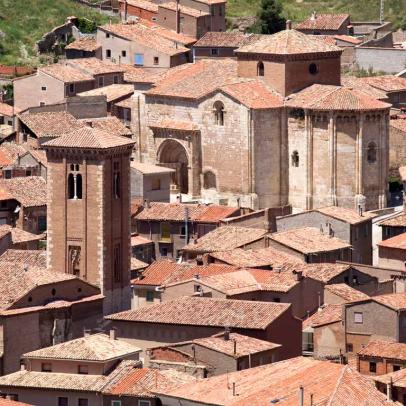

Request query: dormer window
[{"left": 257, "top": 61, "right": 264, "bottom": 76}]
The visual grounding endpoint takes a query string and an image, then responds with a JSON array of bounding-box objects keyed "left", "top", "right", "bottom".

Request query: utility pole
[{"left": 380, "top": 0, "right": 385, "bottom": 24}]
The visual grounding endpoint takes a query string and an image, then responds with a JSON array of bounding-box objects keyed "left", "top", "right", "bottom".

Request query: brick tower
[{"left": 43, "top": 126, "right": 135, "bottom": 315}]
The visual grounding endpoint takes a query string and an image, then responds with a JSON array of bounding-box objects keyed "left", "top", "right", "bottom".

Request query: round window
[{"left": 309, "top": 63, "right": 319, "bottom": 75}]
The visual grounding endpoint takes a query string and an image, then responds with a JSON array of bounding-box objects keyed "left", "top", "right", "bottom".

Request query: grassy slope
[
  {"left": 227, "top": 0, "right": 406, "bottom": 29},
  {"left": 0, "top": 0, "right": 112, "bottom": 65}
]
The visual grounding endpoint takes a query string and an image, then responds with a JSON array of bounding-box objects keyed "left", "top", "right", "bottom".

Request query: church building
[{"left": 138, "top": 28, "right": 391, "bottom": 211}]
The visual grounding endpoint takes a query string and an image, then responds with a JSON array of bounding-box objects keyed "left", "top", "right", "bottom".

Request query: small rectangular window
[
  {"left": 273, "top": 297, "right": 281, "bottom": 302},
  {"left": 112, "top": 401, "right": 122, "bottom": 406},
  {"left": 160, "top": 223, "right": 171, "bottom": 242},
  {"left": 106, "top": 49, "right": 111, "bottom": 58},
  {"left": 211, "top": 48, "right": 218, "bottom": 56},
  {"left": 354, "top": 312, "right": 363, "bottom": 324},
  {"left": 394, "top": 365, "right": 401, "bottom": 371},
  {"left": 106, "top": 32, "right": 110, "bottom": 38},
  {"left": 160, "top": 247, "right": 168, "bottom": 257},
  {"left": 369, "top": 362, "right": 377, "bottom": 373},
  {"left": 78, "top": 365, "right": 89, "bottom": 374},
  {"left": 41, "top": 86, "right": 47, "bottom": 91},
  {"left": 113, "top": 75, "right": 119, "bottom": 84},
  {"left": 58, "top": 397, "right": 68, "bottom": 406},
  {"left": 114, "top": 243, "right": 121, "bottom": 283},
  {"left": 69, "top": 83, "right": 75, "bottom": 94},
  {"left": 138, "top": 400, "right": 151, "bottom": 406},
  {"left": 39, "top": 102, "right": 45, "bottom": 107},
  {"left": 134, "top": 53, "right": 144, "bottom": 66},
  {"left": 194, "top": 284, "right": 201, "bottom": 293},
  {"left": 153, "top": 56, "right": 159, "bottom": 65},
  {"left": 121, "top": 50, "right": 127, "bottom": 57},
  {"left": 78, "top": 400, "right": 88, "bottom": 406},
  {"left": 41, "top": 362, "right": 52, "bottom": 372},
  {"left": 151, "top": 178, "right": 161, "bottom": 190},
  {"left": 346, "top": 343, "right": 353, "bottom": 352},
  {"left": 146, "top": 291, "right": 154, "bottom": 302},
  {"left": 98, "top": 76, "right": 104, "bottom": 87}
]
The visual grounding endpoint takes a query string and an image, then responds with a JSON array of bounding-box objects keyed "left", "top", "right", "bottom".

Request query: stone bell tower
[{"left": 43, "top": 126, "right": 135, "bottom": 315}]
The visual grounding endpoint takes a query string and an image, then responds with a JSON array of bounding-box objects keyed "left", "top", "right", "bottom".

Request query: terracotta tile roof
[
  {"left": 159, "top": 356, "right": 396, "bottom": 406},
  {"left": 0, "top": 261, "right": 76, "bottom": 310},
  {"left": 135, "top": 202, "right": 239, "bottom": 223},
  {"left": 302, "top": 263, "right": 352, "bottom": 283},
  {"left": 134, "top": 260, "right": 192, "bottom": 286},
  {"left": 131, "top": 197, "right": 144, "bottom": 216},
  {"left": 325, "top": 283, "right": 369, "bottom": 302},
  {"left": 378, "top": 233, "right": 406, "bottom": 249},
  {"left": 43, "top": 126, "right": 135, "bottom": 150},
  {"left": 221, "top": 80, "right": 283, "bottom": 109},
  {"left": 26, "top": 149, "right": 48, "bottom": 167},
  {"left": 0, "top": 225, "right": 44, "bottom": 244},
  {"left": 159, "top": 2, "right": 209, "bottom": 17},
  {"left": 0, "top": 185, "right": 13, "bottom": 201},
  {"left": 146, "top": 59, "right": 238, "bottom": 100},
  {"left": 79, "top": 116, "right": 133, "bottom": 137},
  {"left": 341, "top": 76, "right": 389, "bottom": 100},
  {"left": 99, "top": 23, "right": 190, "bottom": 56},
  {"left": 236, "top": 29, "right": 341, "bottom": 55},
  {"left": 193, "top": 32, "right": 262, "bottom": 48},
  {"left": 149, "top": 118, "right": 199, "bottom": 131},
  {"left": 209, "top": 246, "right": 303, "bottom": 268},
  {"left": 303, "top": 304, "right": 343, "bottom": 328},
  {"left": 0, "top": 176, "right": 46, "bottom": 207},
  {"left": 379, "top": 212, "right": 406, "bottom": 227},
  {"left": 115, "top": 97, "right": 134, "bottom": 108},
  {"left": 0, "top": 370, "right": 108, "bottom": 392},
  {"left": 39, "top": 64, "right": 94, "bottom": 83},
  {"left": 361, "top": 75, "right": 406, "bottom": 92},
  {"left": 190, "top": 332, "right": 280, "bottom": 357},
  {"left": 0, "top": 399, "right": 32, "bottom": 406},
  {"left": 131, "top": 162, "right": 174, "bottom": 174},
  {"left": 123, "top": 0, "right": 159, "bottom": 12},
  {"left": 371, "top": 292, "right": 406, "bottom": 310},
  {"left": 182, "top": 226, "right": 267, "bottom": 253},
  {"left": 131, "top": 257, "right": 148, "bottom": 270},
  {"left": 0, "top": 102, "right": 14, "bottom": 117},
  {"left": 106, "top": 296, "right": 291, "bottom": 329},
  {"left": 0, "top": 143, "right": 28, "bottom": 163},
  {"left": 0, "top": 149, "right": 15, "bottom": 167},
  {"left": 131, "top": 234, "right": 154, "bottom": 246},
  {"left": 18, "top": 111, "right": 83, "bottom": 138},
  {"left": 65, "top": 37, "right": 101, "bottom": 51},
  {"left": 0, "top": 249, "right": 46, "bottom": 268},
  {"left": 286, "top": 84, "right": 391, "bottom": 111},
  {"left": 400, "top": 166, "right": 406, "bottom": 182},
  {"left": 316, "top": 206, "right": 376, "bottom": 224},
  {"left": 296, "top": 13, "right": 350, "bottom": 31},
  {"left": 78, "top": 84, "right": 134, "bottom": 103},
  {"left": 65, "top": 57, "right": 125, "bottom": 75},
  {"left": 334, "top": 35, "right": 363, "bottom": 45},
  {"left": 198, "top": 268, "right": 306, "bottom": 294},
  {"left": 121, "top": 65, "right": 164, "bottom": 84},
  {"left": 269, "top": 227, "right": 351, "bottom": 254},
  {"left": 390, "top": 118, "right": 406, "bottom": 133},
  {"left": 358, "top": 340, "right": 406, "bottom": 361},
  {"left": 373, "top": 368, "right": 406, "bottom": 388},
  {"left": 24, "top": 333, "right": 141, "bottom": 361}
]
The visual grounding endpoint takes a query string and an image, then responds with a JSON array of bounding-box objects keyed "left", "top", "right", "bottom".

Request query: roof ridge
[{"left": 326, "top": 364, "right": 348, "bottom": 406}]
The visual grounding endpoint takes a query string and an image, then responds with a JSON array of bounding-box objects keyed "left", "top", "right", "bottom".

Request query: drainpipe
[{"left": 176, "top": 0, "right": 180, "bottom": 33}]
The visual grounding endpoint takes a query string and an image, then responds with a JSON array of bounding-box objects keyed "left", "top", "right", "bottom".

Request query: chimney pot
[
  {"left": 286, "top": 20, "right": 292, "bottom": 30},
  {"left": 109, "top": 329, "right": 117, "bottom": 340},
  {"left": 224, "top": 327, "right": 230, "bottom": 341}
]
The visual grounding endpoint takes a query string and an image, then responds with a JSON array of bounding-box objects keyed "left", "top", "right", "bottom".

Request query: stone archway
[{"left": 157, "top": 139, "right": 189, "bottom": 194}]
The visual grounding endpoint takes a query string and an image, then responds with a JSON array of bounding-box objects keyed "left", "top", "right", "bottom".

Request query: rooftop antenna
[{"left": 380, "top": 0, "right": 384, "bottom": 24}]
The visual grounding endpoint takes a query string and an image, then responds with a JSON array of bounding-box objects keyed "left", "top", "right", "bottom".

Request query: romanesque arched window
[
  {"left": 257, "top": 61, "right": 264, "bottom": 76},
  {"left": 113, "top": 161, "right": 121, "bottom": 199},
  {"left": 203, "top": 171, "right": 217, "bottom": 190},
  {"left": 68, "top": 164, "right": 82, "bottom": 200},
  {"left": 213, "top": 101, "right": 225, "bottom": 126},
  {"left": 367, "top": 142, "right": 377, "bottom": 163},
  {"left": 291, "top": 150, "right": 299, "bottom": 167}
]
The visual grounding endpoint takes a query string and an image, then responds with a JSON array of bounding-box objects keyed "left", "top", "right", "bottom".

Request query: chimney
[
  {"left": 109, "top": 329, "right": 117, "bottom": 340},
  {"left": 232, "top": 382, "right": 236, "bottom": 396},
  {"left": 224, "top": 327, "right": 230, "bottom": 341},
  {"left": 319, "top": 224, "right": 323, "bottom": 234},
  {"left": 358, "top": 204, "right": 363, "bottom": 217},
  {"left": 327, "top": 222, "right": 332, "bottom": 238},
  {"left": 293, "top": 270, "right": 303, "bottom": 281},
  {"left": 286, "top": 20, "right": 292, "bottom": 30},
  {"left": 124, "top": 0, "right": 128, "bottom": 21},
  {"left": 196, "top": 255, "right": 203, "bottom": 265},
  {"left": 20, "top": 363, "right": 26, "bottom": 371},
  {"left": 387, "top": 378, "right": 393, "bottom": 401},
  {"left": 144, "top": 199, "right": 150, "bottom": 208},
  {"left": 299, "top": 386, "right": 304, "bottom": 406},
  {"left": 83, "top": 328, "right": 91, "bottom": 337},
  {"left": 310, "top": 11, "right": 317, "bottom": 20},
  {"left": 274, "top": 267, "right": 282, "bottom": 273},
  {"left": 175, "top": 0, "right": 180, "bottom": 34},
  {"left": 233, "top": 339, "right": 237, "bottom": 355},
  {"left": 194, "top": 273, "right": 200, "bottom": 280}
]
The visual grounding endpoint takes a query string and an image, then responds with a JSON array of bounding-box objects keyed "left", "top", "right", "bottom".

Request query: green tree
[{"left": 256, "top": 0, "right": 286, "bottom": 34}]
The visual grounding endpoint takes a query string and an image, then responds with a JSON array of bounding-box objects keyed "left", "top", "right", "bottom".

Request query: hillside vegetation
[
  {"left": 0, "top": 0, "right": 112, "bottom": 65},
  {"left": 227, "top": 0, "right": 406, "bottom": 29}
]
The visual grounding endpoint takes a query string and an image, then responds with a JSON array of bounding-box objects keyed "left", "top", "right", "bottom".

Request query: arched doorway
[{"left": 157, "top": 139, "right": 189, "bottom": 194}]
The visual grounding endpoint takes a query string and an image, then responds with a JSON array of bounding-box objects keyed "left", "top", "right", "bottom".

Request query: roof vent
[{"left": 310, "top": 11, "right": 317, "bottom": 20}]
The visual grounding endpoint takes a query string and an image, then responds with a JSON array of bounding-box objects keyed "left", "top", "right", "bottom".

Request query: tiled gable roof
[
  {"left": 159, "top": 356, "right": 396, "bottom": 406},
  {"left": 134, "top": 260, "right": 192, "bottom": 286},
  {"left": 131, "top": 162, "right": 174, "bottom": 174},
  {"left": 0, "top": 102, "right": 14, "bottom": 117},
  {"left": 325, "top": 283, "right": 369, "bottom": 302},
  {"left": 285, "top": 84, "right": 391, "bottom": 111},
  {"left": 121, "top": 65, "right": 163, "bottom": 84},
  {"left": 18, "top": 111, "right": 83, "bottom": 139},
  {"left": 0, "top": 399, "right": 32, "bottom": 406},
  {"left": 341, "top": 76, "right": 389, "bottom": 100},
  {"left": 106, "top": 296, "right": 291, "bottom": 329},
  {"left": 78, "top": 84, "right": 134, "bottom": 103},
  {"left": 296, "top": 13, "right": 350, "bottom": 31},
  {"left": 269, "top": 227, "right": 351, "bottom": 254},
  {"left": 193, "top": 32, "right": 263, "bottom": 48},
  {"left": 361, "top": 75, "right": 406, "bottom": 92},
  {"left": 0, "top": 225, "right": 45, "bottom": 244},
  {"left": 39, "top": 64, "right": 94, "bottom": 83},
  {"left": 303, "top": 304, "right": 343, "bottom": 328},
  {"left": 0, "top": 176, "right": 46, "bottom": 207},
  {"left": 373, "top": 368, "right": 406, "bottom": 388},
  {"left": 379, "top": 212, "right": 406, "bottom": 227},
  {"left": 358, "top": 340, "right": 406, "bottom": 361},
  {"left": 209, "top": 246, "right": 302, "bottom": 268},
  {"left": 182, "top": 226, "right": 267, "bottom": 253},
  {"left": 149, "top": 118, "right": 199, "bottom": 132},
  {"left": 159, "top": 2, "right": 209, "bottom": 17},
  {"left": 23, "top": 333, "right": 141, "bottom": 361},
  {"left": 66, "top": 58, "right": 125, "bottom": 75},
  {"left": 371, "top": 292, "right": 406, "bottom": 310},
  {"left": 135, "top": 202, "right": 239, "bottom": 223},
  {"left": 131, "top": 257, "right": 148, "bottom": 271},
  {"left": 302, "top": 263, "right": 352, "bottom": 283},
  {"left": 43, "top": 126, "right": 135, "bottom": 150},
  {"left": 316, "top": 206, "right": 376, "bottom": 224},
  {"left": 79, "top": 116, "right": 133, "bottom": 138},
  {"left": 236, "top": 29, "right": 341, "bottom": 55},
  {"left": 65, "top": 37, "right": 101, "bottom": 51},
  {"left": 123, "top": 0, "right": 159, "bottom": 12},
  {"left": 390, "top": 118, "right": 406, "bottom": 133},
  {"left": 0, "top": 249, "right": 46, "bottom": 268},
  {"left": 378, "top": 233, "right": 406, "bottom": 250}
]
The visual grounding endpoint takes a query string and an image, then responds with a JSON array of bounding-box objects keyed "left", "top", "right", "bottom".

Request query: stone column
[
  {"left": 379, "top": 112, "right": 389, "bottom": 209},
  {"left": 329, "top": 112, "right": 337, "bottom": 206},
  {"left": 355, "top": 113, "right": 366, "bottom": 210},
  {"left": 305, "top": 110, "right": 313, "bottom": 210}
]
